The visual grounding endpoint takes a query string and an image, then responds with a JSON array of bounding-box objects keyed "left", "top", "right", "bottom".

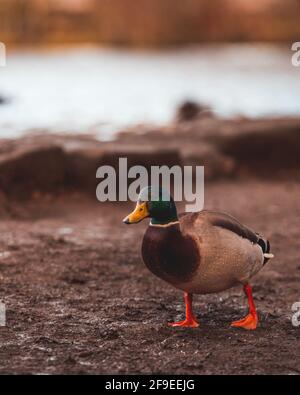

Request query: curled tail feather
[{"left": 257, "top": 237, "right": 274, "bottom": 265}]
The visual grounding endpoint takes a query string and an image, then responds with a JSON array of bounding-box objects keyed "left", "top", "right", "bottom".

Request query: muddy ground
[{"left": 0, "top": 180, "right": 299, "bottom": 374}]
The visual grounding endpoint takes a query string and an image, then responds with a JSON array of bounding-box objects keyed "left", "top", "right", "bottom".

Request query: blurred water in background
[{"left": 0, "top": 44, "right": 299, "bottom": 140}]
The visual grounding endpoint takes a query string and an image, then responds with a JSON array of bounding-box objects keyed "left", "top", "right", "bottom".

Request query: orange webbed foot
[
  {"left": 231, "top": 313, "right": 258, "bottom": 330},
  {"left": 168, "top": 317, "right": 199, "bottom": 328},
  {"left": 169, "top": 292, "right": 199, "bottom": 328}
]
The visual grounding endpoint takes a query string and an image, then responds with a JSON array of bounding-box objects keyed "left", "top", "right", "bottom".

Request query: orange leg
[
  {"left": 168, "top": 292, "right": 199, "bottom": 328},
  {"left": 231, "top": 283, "right": 258, "bottom": 330}
]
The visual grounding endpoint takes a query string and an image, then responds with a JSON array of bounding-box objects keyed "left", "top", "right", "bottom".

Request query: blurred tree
[{"left": 0, "top": 0, "right": 300, "bottom": 46}]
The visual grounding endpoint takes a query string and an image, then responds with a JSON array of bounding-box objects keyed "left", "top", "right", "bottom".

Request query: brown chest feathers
[{"left": 141, "top": 224, "right": 200, "bottom": 285}]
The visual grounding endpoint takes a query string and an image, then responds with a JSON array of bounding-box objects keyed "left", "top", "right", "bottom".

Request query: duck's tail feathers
[{"left": 257, "top": 237, "right": 273, "bottom": 265}]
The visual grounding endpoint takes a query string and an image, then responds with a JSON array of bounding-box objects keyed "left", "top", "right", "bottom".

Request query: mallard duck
[{"left": 123, "top": 186, "right": 274, "bottom": 330}]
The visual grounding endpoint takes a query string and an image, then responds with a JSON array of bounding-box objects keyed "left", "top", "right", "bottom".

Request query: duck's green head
[{"left": 123, "top": 186, "right": 178, "bottom": 226}]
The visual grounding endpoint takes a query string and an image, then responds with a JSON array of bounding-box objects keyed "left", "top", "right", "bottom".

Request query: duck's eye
[{"left": 139, "top": 207, "right": 143, "bottom": 212}]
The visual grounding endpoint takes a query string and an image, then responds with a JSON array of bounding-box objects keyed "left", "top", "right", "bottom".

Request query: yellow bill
[{"left": 123, "top": 202, "right": 149, "bottom": 224}]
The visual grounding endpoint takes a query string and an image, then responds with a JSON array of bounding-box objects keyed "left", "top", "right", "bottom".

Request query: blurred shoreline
[{"left": 0, "top": 112, "right": 299, "bottom": 202}]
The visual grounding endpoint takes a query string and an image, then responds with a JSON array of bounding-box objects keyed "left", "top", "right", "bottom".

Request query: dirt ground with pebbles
[{"left": 0, "top": 180, "right": 299, "bottom": 374}]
